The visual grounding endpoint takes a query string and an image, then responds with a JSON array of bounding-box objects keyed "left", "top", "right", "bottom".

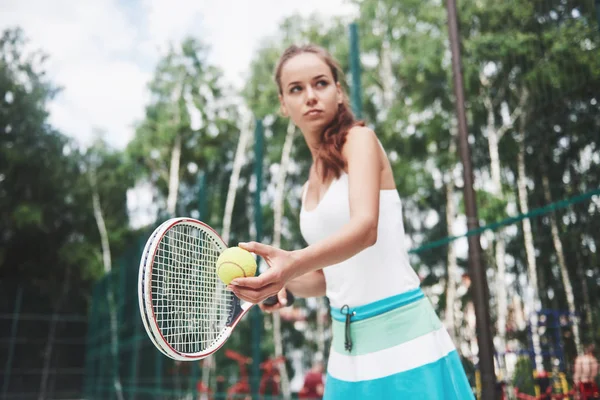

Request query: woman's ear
[{"left": 336, "top": 82, "right": 343, "bottom": 104}]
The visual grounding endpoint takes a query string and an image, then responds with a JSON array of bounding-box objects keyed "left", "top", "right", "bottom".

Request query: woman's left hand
[{"left": 228, "top": 241, "right": 296, "bottom": 304}]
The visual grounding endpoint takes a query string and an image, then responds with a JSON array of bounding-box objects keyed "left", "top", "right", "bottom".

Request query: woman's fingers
[
  {"left": 257, "top": 288, "right": 289, "bottom": 313},
  {"left": 230, "top": 275, "right": 264, "bottom": 289},
  {"left": 231, "top": 282, "right": 281, "bottom": 304},
  {"left": 277, "top": 287, "right": 288, "bottom": 306},
  {"left": 238, "top": 241, "right": 273, "bottom": 257},
  {"left": 231, "top": 266, "right": 279, "bottom": 288}
]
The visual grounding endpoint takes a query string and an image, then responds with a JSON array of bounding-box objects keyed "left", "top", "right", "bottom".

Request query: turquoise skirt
[{"left": 325, "top": 288, "right": 475, "bottom": 399}]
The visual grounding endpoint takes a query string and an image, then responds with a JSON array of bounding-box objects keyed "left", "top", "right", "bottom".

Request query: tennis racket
[{"left": 138, "top": 217, "right": 294, "bottom": 361}]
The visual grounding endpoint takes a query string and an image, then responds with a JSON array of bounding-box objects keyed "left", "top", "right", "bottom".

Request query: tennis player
[{"left": 229, "top": 44, "right": 474, "bottom": 399}]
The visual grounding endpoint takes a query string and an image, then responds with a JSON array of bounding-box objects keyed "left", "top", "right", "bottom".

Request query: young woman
[{"left": 228, "top": 44, "right": 474, "bottom": 399}]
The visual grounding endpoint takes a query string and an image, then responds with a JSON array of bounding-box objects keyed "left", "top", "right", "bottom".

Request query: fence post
[
  {"left": 251, "top": 118, "right": 265, "bottom": 398},
  {"left": 198, "top": 172, "right": 207, "bottom": 221},
  {"left": 349, "top": 22, "right": 363, "bottom": 119},
  {"left": 129, "top": 238, "right": 146, "bottom": 400},
  {"left": 445, "top": 0, "right": 496, "bottom": 398},
  {"left": 85, "top": 285, "right": 99, "bottom": 399},
  {"left": 2, "top": 286, "right": 23, "bottom": 399}
]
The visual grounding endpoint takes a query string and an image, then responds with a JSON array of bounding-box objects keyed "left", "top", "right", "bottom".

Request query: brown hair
[{"left": 274, "top": 44, "right": 364, "bottom": 181}]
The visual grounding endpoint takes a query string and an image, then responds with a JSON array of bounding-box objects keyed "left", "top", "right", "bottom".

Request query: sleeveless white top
[{"left": 299, "top": 172, "right": 421, "bottom": 308}]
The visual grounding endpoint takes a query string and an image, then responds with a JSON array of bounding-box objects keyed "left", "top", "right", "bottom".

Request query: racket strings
[{"left": 151, "top": 224, "right": 231, "bottom": 354}]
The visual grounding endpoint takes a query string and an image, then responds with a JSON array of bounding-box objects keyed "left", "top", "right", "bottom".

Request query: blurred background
[{"left": 1, "top": 0, "right": 599, "bottom": 399}]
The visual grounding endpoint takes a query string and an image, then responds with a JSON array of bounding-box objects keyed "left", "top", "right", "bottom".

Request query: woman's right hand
[{"left": 259, "top": 287, "right": 290, "bottom": 313}]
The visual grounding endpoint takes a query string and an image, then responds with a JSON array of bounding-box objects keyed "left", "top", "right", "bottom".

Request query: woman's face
[{"left": 278, "top": 52, "right": 343, "bottom": 136}]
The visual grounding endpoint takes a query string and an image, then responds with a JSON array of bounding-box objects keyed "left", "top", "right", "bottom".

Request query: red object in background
[
  {"left": 259, "top": 356, "right": 286, "bottom": 397},
  {"left": 578, "top": 381, "right": 600, "bottom": 399},
  {"left": 298, "top": 365, "right": 325, "bottom": 400},
  {"left": 224, "top": 349, "right": 252, "bottom": 400},
  {"left": 196, "top": 379, "right": 213, "bottom": 400}
]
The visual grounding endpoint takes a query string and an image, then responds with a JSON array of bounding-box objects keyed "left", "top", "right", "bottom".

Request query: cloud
[
  {"left": 1, "top": 0, "right": 357, "bottom": 149},
  {"left": 1, "top": 0, "right": 150, "bottom": 148},
  {"left": 48, "top": 60, "right": 150, "bottom": 148},
  {"left": 197, "top": 0, "right": 358, "bottom": 88}
]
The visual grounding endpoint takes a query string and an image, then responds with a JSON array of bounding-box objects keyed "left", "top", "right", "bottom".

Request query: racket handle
[{"left": 263, "top": 289, "right": 295, "bottom": 307}]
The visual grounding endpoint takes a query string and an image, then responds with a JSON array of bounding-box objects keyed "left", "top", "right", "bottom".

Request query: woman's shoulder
[
  {"left": 343, "top": 125, "right": 383, "bottom": 156},
  {"left": 346, "top": 124, "right": 376, "bottom": 139}
]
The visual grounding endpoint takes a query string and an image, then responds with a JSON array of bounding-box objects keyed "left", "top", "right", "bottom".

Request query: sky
[{"left": 1, "top": 0, "right": 357, "bottom": 149}]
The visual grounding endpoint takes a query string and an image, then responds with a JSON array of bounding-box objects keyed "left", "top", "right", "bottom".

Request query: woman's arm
[
  {"left": 286, "top": 270, "right": 326, "bottom": 298},
  {"left": 231, "top": 127, "right": 383, "bottom": 303},
  {"left": 259, "top": 270, "right": 326, "bottom": 313}
]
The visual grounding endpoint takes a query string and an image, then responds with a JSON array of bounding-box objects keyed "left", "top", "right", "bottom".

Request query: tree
[
  {"left": 127, "top": 38, "right": 240, "bottom": 220},
  {"left": 0, "top": 27, "right": 135, "bottom": 398},
  {"left": 461, "top": 0, "right": 600, "bottom": 367}
]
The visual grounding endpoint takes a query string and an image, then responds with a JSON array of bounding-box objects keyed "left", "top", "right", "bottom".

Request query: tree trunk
[
  {"left": 570, "top": 168, "right": 594, "bottom": 332},
  {"left": 166, "top": 133, "right": 182, "bottom": 217},
  {"left": 444, "top": 180, "right": 458, "bottom": 342},
  {"left": 380, "top": 39, "right": 395, "bottom": 110},
  {"left": 444, "top": 134, "right": 458, "bottom": 343},
  {"left": 222, "top": 111, "right": 253, "bottom": 244},
  {"left": 90, "top": 168, "right": 125, "bottom": 400},
  {"left": 516, "top": 128, "right": 544, "bottom": 372},
  {"left": 483, "top": 93, "right": 508, "bottom": 374},
  {"left": 493, "top": 237, "right": 508, "bottom": 370},
  {"left": 541, "top": 174, "right": 582, "bottom": 355},
  {"left": 573, "top": 235, "right": 593, "bottom": 334},
  {"left": 271, "top": 119, "right": 296, "bottom": 399},
  {"left": 573, "top": 233, "right": 595, "bottom": 332},
  {"left": 93, "top": 190, "right": 112, "bottom": 276}
]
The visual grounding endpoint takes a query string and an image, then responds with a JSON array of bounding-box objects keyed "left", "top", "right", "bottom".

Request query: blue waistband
[{"left": 330, "top": 287, "right": 424, "bottom": 322}]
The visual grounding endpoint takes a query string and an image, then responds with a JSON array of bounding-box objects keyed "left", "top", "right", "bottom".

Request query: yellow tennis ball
[{"left": 216, "top": 247, "right": 257, "bottom": 285}]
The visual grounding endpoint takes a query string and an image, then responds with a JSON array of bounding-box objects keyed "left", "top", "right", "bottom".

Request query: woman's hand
[
  {"left": 228, "top": 241, "right": 296, "bottom": 304},
  {"left": 259, "top": 288, "right": 290, "bottom": 313}
]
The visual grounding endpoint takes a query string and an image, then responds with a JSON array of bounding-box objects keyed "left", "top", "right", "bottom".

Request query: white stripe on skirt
[{"left": 327, "top": 327, "right": 456, "bottom": 382}]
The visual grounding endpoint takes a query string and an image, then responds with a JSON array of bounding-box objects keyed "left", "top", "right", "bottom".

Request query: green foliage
[
  {"left": 0, "top": 27, "right": 101, "bottom": 296},
  {"left": 3, "top": 0, "right": 600, "bottom": 396},
  {"left": 127, "top": 37, "right": 241, "bottom": 218},
  {"left": 0, "top": 27, "right": 136, "bottom": 397}
]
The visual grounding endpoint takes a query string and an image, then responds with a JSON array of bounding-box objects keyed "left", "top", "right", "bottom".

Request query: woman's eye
[
  {"left": 290, "top": 86, "right": 302, "bottom": 94},
  {"left": 316, "top": 80, "right": 328, "bottom": 87}
]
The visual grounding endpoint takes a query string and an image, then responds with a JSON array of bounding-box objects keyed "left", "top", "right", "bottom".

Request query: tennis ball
[{"left": 216, "top": 247, "right": 257, "bottom": 285}]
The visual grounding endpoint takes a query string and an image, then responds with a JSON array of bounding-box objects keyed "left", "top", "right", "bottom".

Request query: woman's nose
[{"left": 305, "top": 86, "right": 317, "bottom": 103}]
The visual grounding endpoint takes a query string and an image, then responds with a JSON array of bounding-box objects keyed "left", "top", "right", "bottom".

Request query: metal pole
[
  {"left": 2, "top": 286, "right": 23, "bottom": 399},
  {"left": 445, "top": 0, "right": 497, "bottom": 399},
  {"left": 198, "top": 172, "right": 207, "bottom": 221},
  {"left": 349, "top": 22, "right": 363, "bottom": 119},
  {"left": 129, "top": 239, "right": 146, "bottom": 400},
  {"left": 251, "top": 118, "right": 265, "bottom": 398},
  {"left": 84, "top": 286, "right": 95, "bottom": 399},
  {"left": 155, "top": 349, "right": 163, "bottom": 397},
  {"left": 94, "top": 280, "right": 105, "bottom": 399}
]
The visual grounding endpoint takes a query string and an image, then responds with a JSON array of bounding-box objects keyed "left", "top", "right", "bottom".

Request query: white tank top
[{"left": 299, "top": 172, "right": 421, "bottom": 308}]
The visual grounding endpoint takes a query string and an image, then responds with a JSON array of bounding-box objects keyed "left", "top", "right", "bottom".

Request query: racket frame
[{"left": 138, "top": 217, "right": 253, "bottom": 361}]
